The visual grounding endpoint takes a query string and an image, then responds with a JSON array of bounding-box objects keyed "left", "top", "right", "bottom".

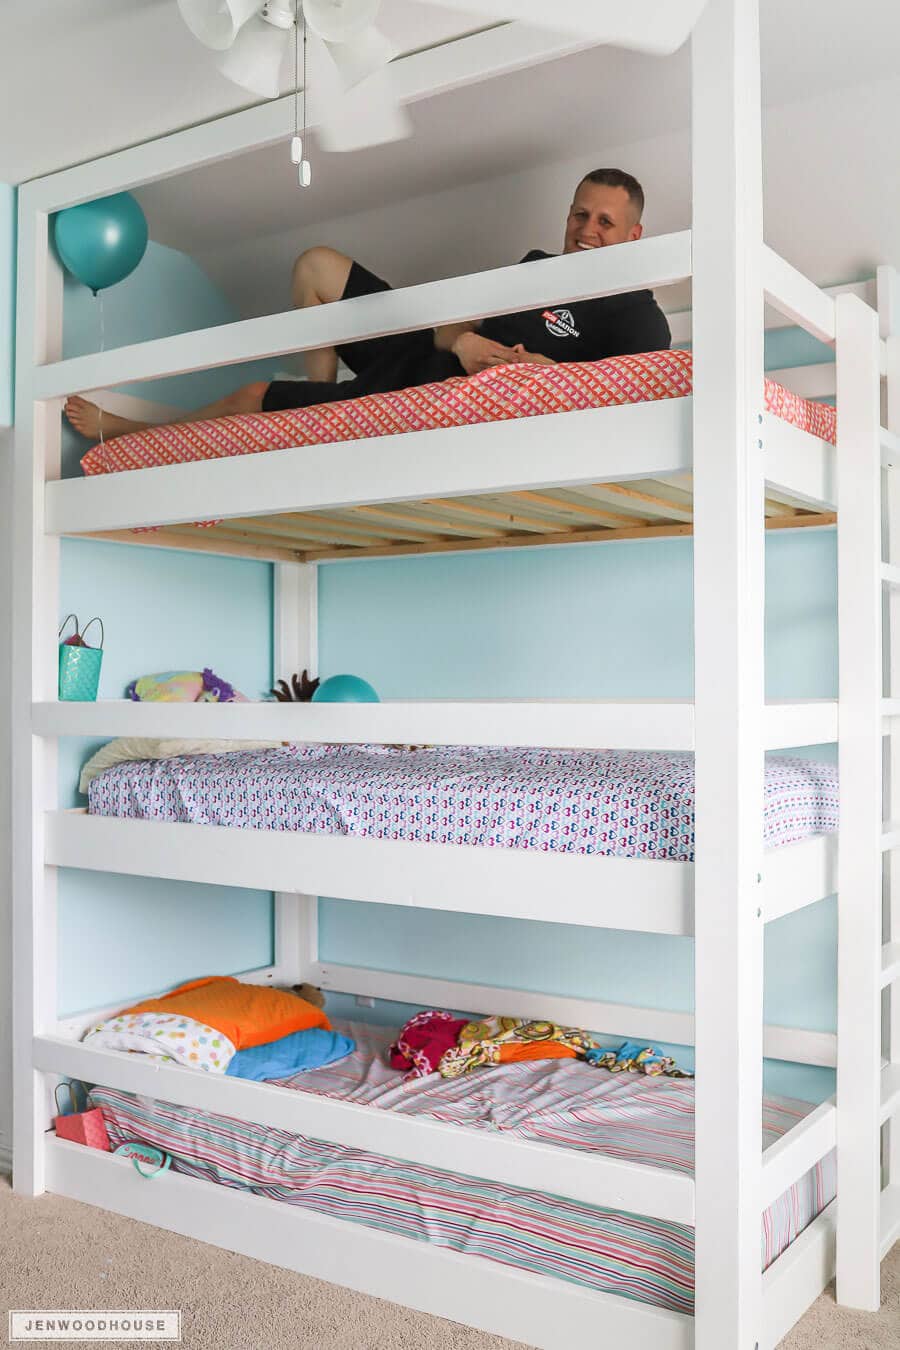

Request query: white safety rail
[{"left": 11, "top": 1, "right": 896, "bottom": 1346}]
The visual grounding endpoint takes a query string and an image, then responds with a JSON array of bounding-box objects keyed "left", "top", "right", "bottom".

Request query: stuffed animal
[
  {"left": 127, "top": 667, "right": 247, "bottom": 703},
  {"left": 281, "top": 983, "right": 327, "bottom": 1010}
]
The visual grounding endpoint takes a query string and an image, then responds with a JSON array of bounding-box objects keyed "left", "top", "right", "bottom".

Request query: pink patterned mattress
[
  {"left": 80, "top": 350, "right": 836, "bottom": 478},
  {"left": 91, "top": 1020, "right": 835, "bottom": 1313},
  {"left": 87, "top": 745, "right": 838, "bottom": 861}
]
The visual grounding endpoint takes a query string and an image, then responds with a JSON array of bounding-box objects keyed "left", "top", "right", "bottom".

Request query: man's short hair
[{"left": 579, "top": 168, "right": 645, "bottom": 221}]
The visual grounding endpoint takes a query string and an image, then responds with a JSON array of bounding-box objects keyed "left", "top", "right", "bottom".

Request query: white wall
[{"left": 197, "top": 70, "right": 900, "bottom": 328}]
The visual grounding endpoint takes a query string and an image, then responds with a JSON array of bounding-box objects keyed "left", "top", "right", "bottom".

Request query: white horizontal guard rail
[
  {"left": 46, "top": 401, "right": 837, "bottom": 538},
  {"left": 762, "top": 245, "right": 837, "bottom": 346},
  {"left": 31, "top": 696, "right": 839, "bottom": 750},
  {"left": 760, "top": 1098, "right": 837, "bottom": 1209},
  {"left": 44, "top": 1138, "right": 695, "bottom": 1350},
  {"left": 34, "top": 234, "right": 692, "bottom": 398},
  {"left": 44, "top": 810, "right": 836, "bottom": 938},
  {"left": 32, "top": 1035, "right": 696, "bottom": 1226}
]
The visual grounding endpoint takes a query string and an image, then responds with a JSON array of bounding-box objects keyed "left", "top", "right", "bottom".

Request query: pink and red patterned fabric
[{"left": 80, "top": 350, "right": 836, "bottom": 480}]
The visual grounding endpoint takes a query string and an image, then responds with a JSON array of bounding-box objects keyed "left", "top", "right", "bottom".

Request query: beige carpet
[{"left": 1, "top": 1174, "right": 897, "bottom": 1349}]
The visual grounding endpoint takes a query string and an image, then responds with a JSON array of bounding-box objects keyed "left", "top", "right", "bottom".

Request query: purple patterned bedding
[
  {"left": 91, "top": 1021, "right": 835, "bottom": 1313},
  {"left": 87, "top": 745, "right": 838, "bottom": 860}
]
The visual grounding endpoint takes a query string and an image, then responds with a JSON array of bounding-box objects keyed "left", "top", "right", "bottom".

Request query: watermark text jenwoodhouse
[{"left": 9, "top": 1311, "right": 181, "bottom": 1341}]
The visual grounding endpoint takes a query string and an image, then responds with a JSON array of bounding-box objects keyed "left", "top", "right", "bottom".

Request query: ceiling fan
[{"left": 177, "top": 0, "right": 709, "bottom": 172}]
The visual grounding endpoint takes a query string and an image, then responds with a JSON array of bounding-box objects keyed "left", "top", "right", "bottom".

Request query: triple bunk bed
[{"left": 12, "top": 1, "right": 900, "bottom": 1347}]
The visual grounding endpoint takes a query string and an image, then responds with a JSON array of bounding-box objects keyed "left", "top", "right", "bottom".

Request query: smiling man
[{"left": 65, "top": 168, "right": 671, "bottom": 442}]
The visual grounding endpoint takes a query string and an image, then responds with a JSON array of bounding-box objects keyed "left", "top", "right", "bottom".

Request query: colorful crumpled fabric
[
  {"left": 584, "top": 1039, "right": 693, "bottom": 1078},
  {"left": 438, "top": 1016, "right": 597, "bottom": 1079},
  {"left": 390, "top": 1009, "right": 470, "bottom": 1079}
]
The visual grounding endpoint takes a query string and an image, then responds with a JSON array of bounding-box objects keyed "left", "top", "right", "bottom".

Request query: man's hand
[
  {"left": 451, "top": 331, "right": 520, "bottom": 375},
  {"left": 507, "top": 344, "right": 556, "bottom": 366}
]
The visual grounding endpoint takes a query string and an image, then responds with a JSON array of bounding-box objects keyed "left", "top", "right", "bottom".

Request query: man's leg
[
  {"left": 291, "top": 245, "right": 354, "bottom": 382},
  {"left": 65, "top": 381, "right": 270, "bottom": 442}
]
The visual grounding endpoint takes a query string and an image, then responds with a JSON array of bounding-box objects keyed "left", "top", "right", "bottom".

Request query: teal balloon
[
  {"left": 312, "top": 674, "right": 380, "bottom": 704},
  {"left": 54, "top": 193, "right": 148, "bottom": 294}
]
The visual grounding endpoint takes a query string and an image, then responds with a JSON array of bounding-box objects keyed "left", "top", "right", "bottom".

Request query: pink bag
[{"left": 53, "top": 1081, "right": 111, "bottom": 1151}]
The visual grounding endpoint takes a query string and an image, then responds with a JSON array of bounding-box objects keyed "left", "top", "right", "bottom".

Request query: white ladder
[
  {"left": 879, "top": 267, "right": 900, "bottom": 1268},
  {"left": 837, "top": 269, "right": 900, "bottom": 1309}
]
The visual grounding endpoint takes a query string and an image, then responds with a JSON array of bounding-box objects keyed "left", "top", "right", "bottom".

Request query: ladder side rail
[
  {"left": 11, "top": 197, "right": 64, "bottom": 1194},
  {"left": 273, "top": 561, "right": 320, "bottom": 985},
  {"left": 691, "top": 1, "right": 766, "bottom": 1347},
  {"left": 835, "top": 292, "right": 884, "bottom": 1309},
  {"left": 879, "top": 264, "right": 900, "bottom": 1194}
]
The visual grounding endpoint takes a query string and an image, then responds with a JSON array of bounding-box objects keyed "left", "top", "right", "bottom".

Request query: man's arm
[
  {"left": 433, "top": 320, "right": 479, "bottom": 352},
  {"left": 434, "top": 322, "right": 523, "bottom": 375},
  {"left": 506, "top": 345, "right": 555, "bottom": 366}
]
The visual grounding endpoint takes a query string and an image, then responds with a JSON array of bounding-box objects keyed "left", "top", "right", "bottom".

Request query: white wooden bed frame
[{"left": 11, "top": 2, "right": 900, "bottom": 1346}]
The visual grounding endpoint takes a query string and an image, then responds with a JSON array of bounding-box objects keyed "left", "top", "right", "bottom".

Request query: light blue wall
[
  {"left": 57, "top": 242, "right": 277, "bottom": 1016},
  {"left": 317, "top": 519, "right": 839, "bottom": 1102},
  {"left": 1, "top": 185, "right": 14, "bottom": 424}
]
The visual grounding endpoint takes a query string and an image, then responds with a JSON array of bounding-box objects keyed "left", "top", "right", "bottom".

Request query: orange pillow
[
  {"left": 492, "top": 1043, "right": 577, "bottom": 1064},
  {"left": 123, "top": 976, "right": 330, "bottom": 1050}
]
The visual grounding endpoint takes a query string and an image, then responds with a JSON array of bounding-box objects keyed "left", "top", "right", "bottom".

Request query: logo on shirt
[{"left": 543, "top": 308, "right": 580, "bottom": 339}]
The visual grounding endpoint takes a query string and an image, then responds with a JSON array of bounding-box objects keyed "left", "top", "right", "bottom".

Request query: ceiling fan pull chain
[
  {"left": 291, "top": 0, "right": 303, "bottom": 164},
  {"left": 299, "top": 2, "right": 312, "bottom": 186}
]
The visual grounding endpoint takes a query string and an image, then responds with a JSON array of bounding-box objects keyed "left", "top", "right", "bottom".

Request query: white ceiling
[
  {"left": 4, "top": 0, "right": 900, "bottom": 193},
  {"left": 3, "top": 0, "right": 900, "bottom": 318},
  {"left": 0, "top": 0, "right": 490, "bottom": 184}
]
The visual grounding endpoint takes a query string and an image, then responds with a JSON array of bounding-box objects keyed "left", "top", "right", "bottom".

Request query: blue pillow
[{"left": 226, "top": 1027, "right": 355, "bottom": 1082}]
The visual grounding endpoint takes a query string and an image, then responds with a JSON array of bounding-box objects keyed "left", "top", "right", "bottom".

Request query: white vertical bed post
[
  {"left": 11, "top": 190, "right": 64, "bottom": 1194},
  {"left": 835, "top": 292, "right": 883, "bottom": 1309},
  {"left": 878, "top": 265, "right": 900, "bottom": 1202},
  {"left": 691, "top": 0, "right": 766, "bottom": 1345},
  {"left": 272, "top": 562, "right": 320, "bottom": 983}
]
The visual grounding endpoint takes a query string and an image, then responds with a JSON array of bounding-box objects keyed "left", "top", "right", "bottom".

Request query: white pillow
[{"left": 79, "top": 737, "right": 284, "bottom": 794}]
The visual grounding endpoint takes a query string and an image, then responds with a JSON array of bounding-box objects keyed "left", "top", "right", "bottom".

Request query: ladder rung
[
  {"left": 882, "top": 562, "right": 900, "bottom": 587},
  {"left": 883, "top": 942, "right": 900, "bottom": 988},
  {"left": 881, "top": 1063, "right": 900, "bottom": 1125},
  {"left": 883, "top": 426, "right": 900, "bottom": 468},
  {"left": 881, "top": 821, "right": 900, "bottom": 851}
]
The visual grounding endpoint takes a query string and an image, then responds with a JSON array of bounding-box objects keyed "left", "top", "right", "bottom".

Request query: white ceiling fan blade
[
  {"left": 215, "top": 16, "right": 292, "bottom": 97},
  {"left": 316, "top": 63, "right": 412, "bottom": 151},
  {"left": 303, "top": 0, "right": 382, "bottom": 42},
  {"left": 323, "top": 25, "right": 397, "bottom": 89},
  {"left": 177, "top": 0, "right": 262, "bottom": 53},
  {"left": 413, "top": 0, "right": 710, "bottom": 53}
]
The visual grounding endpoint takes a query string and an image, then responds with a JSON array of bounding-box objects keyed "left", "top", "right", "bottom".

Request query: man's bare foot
[{"left": 64, "top": 396, "right": 147, "bottom": 441}]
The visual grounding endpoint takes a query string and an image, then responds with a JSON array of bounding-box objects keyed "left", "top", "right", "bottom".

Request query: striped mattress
[
  {"left": 87, "top": 746, "right": 838, "bottom": 861},
  {"left": 91, "top": 1021, "right": 835, "bottom": 1314},
  {"left": 79, "top": 350, "right": 836, "bottom": 479}
]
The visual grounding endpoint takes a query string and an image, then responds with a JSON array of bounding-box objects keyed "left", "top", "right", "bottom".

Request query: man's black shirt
[{"left": 477, "top": 249, "right": 672, "bottom": 363}]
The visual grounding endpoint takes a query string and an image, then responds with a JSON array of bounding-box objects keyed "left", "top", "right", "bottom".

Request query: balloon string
[{"left": 97, "top": 291, "right": 105, "bottom": 445}]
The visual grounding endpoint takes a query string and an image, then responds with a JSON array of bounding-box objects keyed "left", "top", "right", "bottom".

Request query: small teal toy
[
  {"left": 54, "top": 192, "right": 149, "bottom": 295},
  {"left": 312, "top": 674, "right": 380, "bottom": 703},
  {"left": 113, "top": 1141, "right": 171, "bottom": 1178}
]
